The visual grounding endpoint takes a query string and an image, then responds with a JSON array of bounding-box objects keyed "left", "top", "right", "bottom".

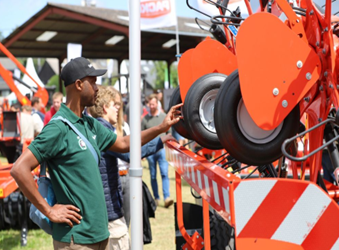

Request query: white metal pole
[
  {"left": 174, "top": 3, "right": 180, "bottom": 90},
  {"left": 173, "top": 0, "right": 180, "bottom": 61},
  {"left": 129, "top": 1, "right": 143, "bottom": 250},
  {"left": 175, "top": 22, "right": 180, "bottom": 61}
]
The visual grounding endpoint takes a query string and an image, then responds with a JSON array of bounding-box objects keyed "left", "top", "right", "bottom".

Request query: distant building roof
[{"left": 1, "top": 3, "right": 209, "bottom": 62}]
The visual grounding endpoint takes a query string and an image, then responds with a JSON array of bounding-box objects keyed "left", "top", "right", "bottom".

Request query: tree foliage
[
  {"left": 46, "top": 75, "right": 65, "bottom": 95},
  {"left": 170, "top": 63, "right": 179, "bottom": 88},
  {"left": 152, "top": 61, "right": 178, "bottom": 89}
]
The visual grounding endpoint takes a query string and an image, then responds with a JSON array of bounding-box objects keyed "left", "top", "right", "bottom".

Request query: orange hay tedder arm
[
  {"left": 0, "top": 43, "right": 47, "bottom": 245},
  {"left": 0, "top": 43, "right": 49, "bottom": 108},
  {"left": 168, "top": 0, "right": 339, "bottom": 249}
]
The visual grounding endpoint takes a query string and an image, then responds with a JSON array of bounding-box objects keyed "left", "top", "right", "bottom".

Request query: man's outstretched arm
[
  {"left": 106, "top": 134, "right": 176, "bottom": 162},
  {"left": 108, "top": 103, "right": 183, "bottom": 153}
]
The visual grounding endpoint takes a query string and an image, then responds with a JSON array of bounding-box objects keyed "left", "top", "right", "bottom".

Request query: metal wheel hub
[
  {"left": 199, "top": 89, "right": 219, "bottom": 133},
  {"left": 237, "top": 99, "right": 283, "bottom": 144}
]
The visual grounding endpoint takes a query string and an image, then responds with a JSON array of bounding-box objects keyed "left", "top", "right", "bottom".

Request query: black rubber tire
[
  {"left": 168, "top": 87, "right": 192, "bottom": 140},
  {"left": 0, "top": 199, "right": 5, "bottom": 230},
  {"left": 214, "top": 70, "right": 300, "bottom": 166},
  {"left": 203, "top": 209, "right": 234, "bottom": 250},
  {"left": 184, "top": 73, "right": 227, "bottom": 149}
]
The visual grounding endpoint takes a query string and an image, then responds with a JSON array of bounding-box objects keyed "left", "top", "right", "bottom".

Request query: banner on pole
[
  {"left": 140, "top": 0, "right": 177, "bottom": 30},
  {"left": 67, "top": 43, "right": 82, "bottom": 62}
]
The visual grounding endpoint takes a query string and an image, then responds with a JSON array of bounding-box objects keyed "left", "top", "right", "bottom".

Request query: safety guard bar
[{"left": 281, "top": 117, "right": 337, "bottom": 162}]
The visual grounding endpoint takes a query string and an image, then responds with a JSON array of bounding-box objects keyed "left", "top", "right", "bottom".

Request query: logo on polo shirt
[{"left": 78, "top": 138, "right": 87, "bottom": 150}]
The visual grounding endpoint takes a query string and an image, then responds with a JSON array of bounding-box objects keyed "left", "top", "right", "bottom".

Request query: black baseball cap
[{"left": 61, "top": 57, "right": 107, "bottom": 87}]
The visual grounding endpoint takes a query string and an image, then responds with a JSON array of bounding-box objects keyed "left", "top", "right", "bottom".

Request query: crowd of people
[
  {"left": 10, "top": 57, "right": 182, "bottom": 250},
  {"left": 5, "top": 93, "right": 62, "bottom": 154}
]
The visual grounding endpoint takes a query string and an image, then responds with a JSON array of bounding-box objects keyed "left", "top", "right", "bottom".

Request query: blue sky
[
  {"left": 0, "top": 0, "right": 335, "bottom": 39},
  {"left": 0, "top": 0, "right": 199, "bottom": 38}
]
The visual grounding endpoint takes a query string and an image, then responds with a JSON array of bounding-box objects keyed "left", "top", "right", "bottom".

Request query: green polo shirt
[{"left": 28, "top": 104, "right": 116, "bottom": 244}]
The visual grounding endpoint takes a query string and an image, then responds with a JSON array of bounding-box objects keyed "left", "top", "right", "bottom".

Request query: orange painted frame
[
  {"left": 178, "top": 38, "right": 237, "bottom": 103},
  {"left": 172, "top": 0, "right": 339, "bottom": 248},
  {"left": 166, "top": 141, "right": 339, "bottom": 249},
  {"left": 236, "top": 0, "right": 339, "bottom": 199},
  {"left": 0, "top": 42, "right": 49, "bottom": 107},
  {"left": 0, "top": 139, "right": 40, "bottom": 199}
]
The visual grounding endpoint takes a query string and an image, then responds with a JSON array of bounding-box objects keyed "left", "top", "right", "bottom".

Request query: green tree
[
  {"left": 47, "top": 75, "right": 65, "bottom": 95},
  {"left": 0, "top": 31, "right": 3, "bottom": 42},
  {"left": 152, "top": 61, "right": 166, "bottom": 89},
  {"left": 152, "top": 61, "right": 178, "bottom": 89},
  {"left": 102, "top": 77, "right": 119, "bottom": 87},
  {"left": 170, "top": 62, "right": 178, "bottom": 88}
]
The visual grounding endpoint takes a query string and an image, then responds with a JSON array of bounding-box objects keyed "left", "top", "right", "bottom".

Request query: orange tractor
[
  {"left": 168, "top": 0, "right": 339, "bottom": 249},
  {"left": 0, "top": 42, "right": 49, "bottom": 245}
]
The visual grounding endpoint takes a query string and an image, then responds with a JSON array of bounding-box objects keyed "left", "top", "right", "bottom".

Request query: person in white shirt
[
  {"left": 31, "top": 107, "right": 44, "bottom": 137},
  {"left": 20, "top": 105, "right": 35, "bottom": 144},
  {"left": 156, "top": 89, "right": 164, "bottom": 113}
]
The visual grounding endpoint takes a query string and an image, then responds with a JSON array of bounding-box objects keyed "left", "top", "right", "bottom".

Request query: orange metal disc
[
  {"left": 191, "top": 37, "right": 237, "bottom": 85},
  {"left": 178, "top": 37, "right": 237, "bottom": 103},
  {"left": 236, "top": 13, "right": 321, "bottom": 130}
]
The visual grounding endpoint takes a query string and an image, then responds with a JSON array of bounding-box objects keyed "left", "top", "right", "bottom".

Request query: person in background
[
  {"left": 141, "top": 95, "right": 149, "bottom": 121},
  {"left": 10, "top": 102, "right": 21, "bottom": 112},
  {"left": 89, "top": 86, "right": 175, "bottom": 250},
  {"left": 124, "top": 94, "right": 146, "bottom": 124},
  {"left": 14, "top": 105, "right": 35, "bottom": 161},
  {"left": 111, "top": 88, "right": 131, "bottom": 228},
  {"left": 171, "top": 128, "right": 189, "bottom": 148},
  {"left": 31, "top": 101, "right": 44, "bottom": 137},
  {"left": 156, "top": 89, "right": 164, "bottom": 113},
  {"left": 31, "top": 96, "right": 45, "bottom": 122},
  {"left": 44, "top": 92, "right": 63, "bottom": 125},
  {"left": 20, "top": 105, "right": 35, "bottom": 144},
  {"left": 141, "top": 94, "right": 173, "bottom": 208},
  {"left": 11, "top": 57, "right": 182, "bottom": 250}
]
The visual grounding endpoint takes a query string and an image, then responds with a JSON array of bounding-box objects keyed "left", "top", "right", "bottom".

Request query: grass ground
[
  {"left": 0, "top": 159, "right": 196, "bottom": 250},
  {"left": 143, "top": 159, "right": 195, "bottom": 250}
]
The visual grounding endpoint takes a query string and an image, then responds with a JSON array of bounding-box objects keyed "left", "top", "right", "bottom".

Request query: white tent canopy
[{"left": 6, "top": 58, "right": 45, "bottom": 103}]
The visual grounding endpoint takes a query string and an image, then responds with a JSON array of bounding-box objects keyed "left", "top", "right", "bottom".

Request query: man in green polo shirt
[{"left": 10, "top": 57, "right": 182, "bottom": 250}]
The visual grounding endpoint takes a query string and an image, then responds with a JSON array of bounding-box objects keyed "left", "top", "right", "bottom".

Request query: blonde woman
[
  {"left": 109, "top": 88, "right": 131, "bottom": 228},
  {"left": 89, "top": 86, "right": 175, "bottom": 249}
]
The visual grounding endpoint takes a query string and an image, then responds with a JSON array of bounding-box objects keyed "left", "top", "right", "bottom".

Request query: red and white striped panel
[
  {"left": 234, "top": 179, "right": 339, "bottom": 249},
  {"left": 166, "top": 142, "right": 339, "bottom": 250},
  {"left": 166, "top": 143, "right": 239, "bottom": 224}
]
